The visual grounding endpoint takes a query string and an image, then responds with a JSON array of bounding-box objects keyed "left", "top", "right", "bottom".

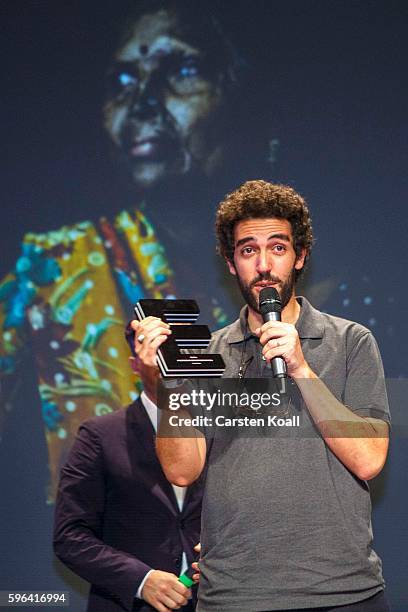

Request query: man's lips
[{"left": 252, "top": 282, "right": 280, "bottom": 290}]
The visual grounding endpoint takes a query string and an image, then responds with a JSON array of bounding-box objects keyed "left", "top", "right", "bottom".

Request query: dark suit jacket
[{"left": 53, "top": 400, "right": 203, "bottom": 612}]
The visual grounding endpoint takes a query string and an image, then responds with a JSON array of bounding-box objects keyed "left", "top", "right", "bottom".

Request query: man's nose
[
  {"left": 128, "top": 74, "right": 164, "bottom": 121},
  {"left": 256, "top": 251, "right": 272, "bottom": 274}
]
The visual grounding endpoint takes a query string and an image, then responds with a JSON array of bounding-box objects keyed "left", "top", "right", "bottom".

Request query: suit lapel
[{"left": 127, "top": 400, "right": 180, "bottom": 517}]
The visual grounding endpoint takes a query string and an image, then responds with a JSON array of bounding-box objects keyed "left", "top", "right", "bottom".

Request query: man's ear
[
  {"left": 295, "top": 248, "right": 307, "bottom": 271},
  {"left": 226, "top": 258, "right": 236, "bottom": 276}
]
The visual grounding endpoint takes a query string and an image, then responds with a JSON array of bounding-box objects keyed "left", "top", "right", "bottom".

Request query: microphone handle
[{"left": 262, "top": 311, "right": 288, "bottom": 391}]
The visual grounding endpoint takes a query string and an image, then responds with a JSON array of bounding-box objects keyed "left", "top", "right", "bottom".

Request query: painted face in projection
[{"left": 103, "top": 7, "right": 229, "bottom": 189}]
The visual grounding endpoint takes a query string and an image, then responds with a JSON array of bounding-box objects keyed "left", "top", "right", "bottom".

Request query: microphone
[{"left": 259, "top": 287, "right": 287, "bottom": 394}]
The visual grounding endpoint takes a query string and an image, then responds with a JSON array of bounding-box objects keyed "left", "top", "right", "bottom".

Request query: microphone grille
[{"left": 259, "top": 287, "right": 281, "bottom": 314}]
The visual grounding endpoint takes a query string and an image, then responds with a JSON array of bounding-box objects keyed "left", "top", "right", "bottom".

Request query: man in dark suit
[{"left": 53, "top": 329, "right": 202, "bottom": 612}]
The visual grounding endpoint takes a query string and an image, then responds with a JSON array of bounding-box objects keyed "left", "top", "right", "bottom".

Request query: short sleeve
[{"left": 344, "top": 331, "right": 390, "bottom": 425}]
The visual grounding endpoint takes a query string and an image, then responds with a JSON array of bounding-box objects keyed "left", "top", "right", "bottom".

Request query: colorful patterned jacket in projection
[{"left": 0, "top": 208, "right": 227, "bottom": 502}]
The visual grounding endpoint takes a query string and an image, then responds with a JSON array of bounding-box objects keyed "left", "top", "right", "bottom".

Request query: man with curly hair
[{"left": 132, "top": 180, "right": 390, "bottom": 611}]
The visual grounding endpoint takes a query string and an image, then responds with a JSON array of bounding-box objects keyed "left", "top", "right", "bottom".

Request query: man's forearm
[
  {"left": 293, "top": 367, "right": 389, "bottom": 480},
  {"left": 54, "top": 519, "right": 151, "bottom": 611},
  {"left": 156, "top": 408, "right": 206, "bottom": 486}
]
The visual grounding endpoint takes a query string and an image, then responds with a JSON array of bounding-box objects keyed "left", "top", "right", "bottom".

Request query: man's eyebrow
[{"left": 235, "top": 233, "right": 291, "bottom": 248}]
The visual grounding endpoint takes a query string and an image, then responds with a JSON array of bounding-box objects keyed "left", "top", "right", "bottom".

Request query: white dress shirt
[{"left": 136, "top": 392, "right": 188, "bottom": 599}]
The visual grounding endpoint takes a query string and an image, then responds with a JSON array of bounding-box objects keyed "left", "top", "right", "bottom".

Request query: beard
[{"left": 236, "top": 268, "right": 296, "bottom": 313}]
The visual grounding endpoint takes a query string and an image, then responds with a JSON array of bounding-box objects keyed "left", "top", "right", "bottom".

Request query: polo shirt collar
[
  {"left": 225, "top": 296, "right": 324, "bottom": 344},
  {"left": 295, "top": 296, "right": 325, "bottom": 339}
]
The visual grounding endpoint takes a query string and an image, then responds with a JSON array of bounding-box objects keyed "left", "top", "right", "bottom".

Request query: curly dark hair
[{"left": 215, "top": 180, "right": 314, "bottom": 279}]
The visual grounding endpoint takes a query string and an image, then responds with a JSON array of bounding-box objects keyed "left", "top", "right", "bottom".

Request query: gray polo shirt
[{"left": 197, "top": 297, "right": 390, "bottom": 611}]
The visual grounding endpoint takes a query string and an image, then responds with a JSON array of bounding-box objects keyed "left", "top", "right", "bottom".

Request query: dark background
[{"left": 1, "top": 1, "right": 407, "bottom": 610}]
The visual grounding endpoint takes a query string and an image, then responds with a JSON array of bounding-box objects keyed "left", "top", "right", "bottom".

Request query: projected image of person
[
  {"left": 0, "top": 0, "right": 399, "bottom": 510},
  {"left": 103, "top": 2, "right": 234, "bottom": 192},
  {"left": 0, "top": 0, "right": 265, "bottom": 502}
]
